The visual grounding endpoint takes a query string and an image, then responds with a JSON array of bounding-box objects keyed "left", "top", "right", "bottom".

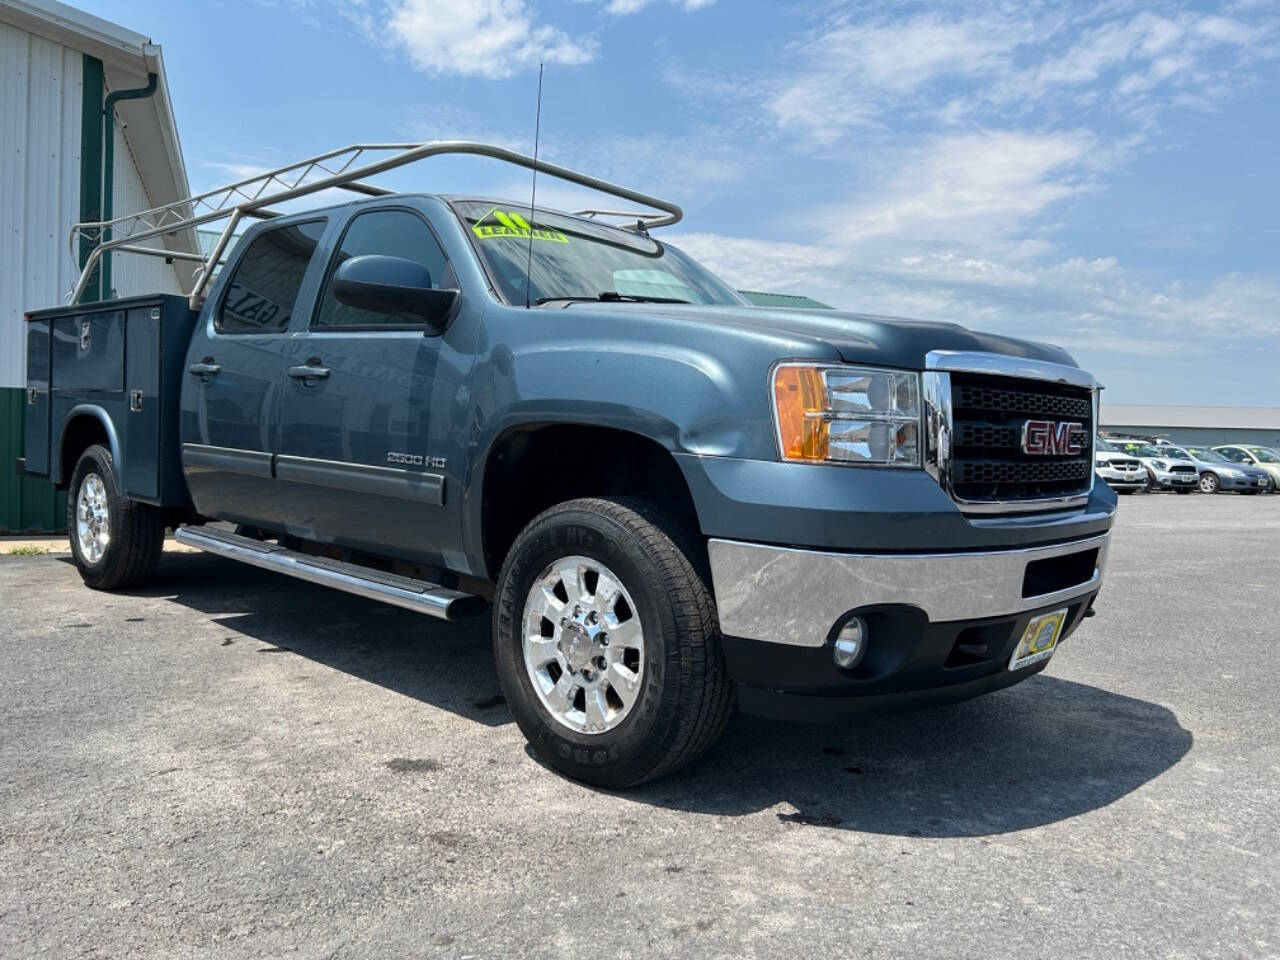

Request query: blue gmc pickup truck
[{"left": 19, "top": 142, "right": 1114, "bottom": 786}]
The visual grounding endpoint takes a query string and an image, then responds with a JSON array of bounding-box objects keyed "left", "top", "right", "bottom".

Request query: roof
[
  {"left": 1100, "top": 404, "right": 1280, "bottom": 431},
  {"left": 738, "top": 290, "right": 834, "bottom": 309},
  {"left": 0, "top": 0, "right": 196, "bottom": 288}
]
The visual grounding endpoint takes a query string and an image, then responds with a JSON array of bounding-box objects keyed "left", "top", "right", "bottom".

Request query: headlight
[
  {"left": 1222, "top": 468, "right": 1243, "bottom": 478},
  {"left": 1153, "top": 460, "right": 1167, "bottom": 470},
  {"left": 1096, "top": 459, "right": 1109, "bottom": 468},
  {"left": 773, "top": 363, "right": 920, "bottom": 466}
]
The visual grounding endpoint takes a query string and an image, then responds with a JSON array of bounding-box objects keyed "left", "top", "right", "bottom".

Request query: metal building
[
  {"left": 1100, "top": 404, "right": 1280, "bottom": 449},
  {"left": 738, "top": 290, "right": 833, "bottom": 309},
  {"left": 1, "top": 0, "right": 194, "bottom": 531}
]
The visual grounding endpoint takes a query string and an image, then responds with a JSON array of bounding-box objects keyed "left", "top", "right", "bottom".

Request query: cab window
[
  {"left": 313, "top": 209, "right": 457, "bottom": 328},
  {"left": 216, "top": 220, "right": 326, "bottom": 333}
]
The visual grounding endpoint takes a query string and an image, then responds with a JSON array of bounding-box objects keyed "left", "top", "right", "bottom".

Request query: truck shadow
[
  {"left": 627, "top": 677, "right": 1193, "bottom": 837},
  {"left": 118, "top": 550, "right": 510, "bottom": 727},
  {"left": 116, "top": 551, "right": 1191, "bottom": 837}
]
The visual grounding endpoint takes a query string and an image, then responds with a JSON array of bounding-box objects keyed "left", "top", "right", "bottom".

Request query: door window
[
  {"left": 216, "top": 220, "right": 326, "bottom": 333},
  {"left": 313, "top": 209, "right": 457, "bottom": 328}
]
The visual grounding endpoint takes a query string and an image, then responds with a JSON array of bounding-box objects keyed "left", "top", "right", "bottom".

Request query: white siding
[
  {"left": 0, "top": 21, "right": 82, "bottom": 389},
  {"left": 108, "top": 118, "right": 184, "bottom": 299}
]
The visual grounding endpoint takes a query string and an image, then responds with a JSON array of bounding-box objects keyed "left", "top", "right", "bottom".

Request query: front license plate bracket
[{"left": 1008, "top": 608, "right": 1068, "bottom": 671}]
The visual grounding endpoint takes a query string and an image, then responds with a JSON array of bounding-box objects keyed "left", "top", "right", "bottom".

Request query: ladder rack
[{"left": 68, "top": 140, "right": 685, "bottom": 307}]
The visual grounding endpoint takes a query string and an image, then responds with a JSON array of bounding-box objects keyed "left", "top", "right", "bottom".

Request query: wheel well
[
  {"left": 59, "top": 416, "right": 110, "bottom": 487},
  {"left": 481, "top": 425, "right": 700, "bottom": 578}
]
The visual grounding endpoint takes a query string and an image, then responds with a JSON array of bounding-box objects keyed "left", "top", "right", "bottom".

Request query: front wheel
[
  {"left": 1199, "top": 473, "right": 1219, "bottom": 494},
  {"left": 67, "top": 444, "right": 165, "bottom": 590},
  {"left": 493, "top": 497, "right": 735, "bottom": 788}
]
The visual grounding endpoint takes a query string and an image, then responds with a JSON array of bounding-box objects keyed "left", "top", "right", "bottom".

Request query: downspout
[{"left": 100, "top": 73, "right": 158, "bottom": 300}]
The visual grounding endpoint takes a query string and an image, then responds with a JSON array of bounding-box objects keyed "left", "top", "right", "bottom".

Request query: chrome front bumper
[{"left": 709, "top": 533, "right": 1110, "bottom": 648}]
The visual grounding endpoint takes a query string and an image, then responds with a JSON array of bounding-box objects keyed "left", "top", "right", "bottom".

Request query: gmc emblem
[{"left": 1022, "top": 420, "right": 1086, "bottom": 456}]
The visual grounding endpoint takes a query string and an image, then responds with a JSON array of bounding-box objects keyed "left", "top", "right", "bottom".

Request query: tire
[
  {"left": 67, "top": 444, "right": 165, "bottom": 590},
  {"left": 493, "top": 497, "right": 735, "bottom": 788},
  {"left": 1199, "top": 473, "right": 1219, "bottom": 494}
]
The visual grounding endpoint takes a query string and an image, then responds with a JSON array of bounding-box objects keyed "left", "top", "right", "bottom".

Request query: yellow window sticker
[{"left": 472, "top": 207, "right": 569, "bottom": 243}]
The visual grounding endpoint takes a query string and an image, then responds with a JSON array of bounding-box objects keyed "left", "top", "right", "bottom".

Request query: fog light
[{"left": 833, "top": 617, "right": 867, "bottom": 669}]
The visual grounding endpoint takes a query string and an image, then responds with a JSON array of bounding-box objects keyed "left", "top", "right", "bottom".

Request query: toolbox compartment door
[
  {"left": 124, "top": 305, "right": 162, "bottom": 499},
  {"left": 51, "top": 311, "right": 125, "bottom": 393},
  {"left": 23, "top": 318, "right": 52, "bottom": 477}
]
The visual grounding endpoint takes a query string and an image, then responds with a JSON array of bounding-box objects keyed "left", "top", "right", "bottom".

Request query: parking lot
[{"left": 1, "top": 493, "right": 1277, "bottom": 959}]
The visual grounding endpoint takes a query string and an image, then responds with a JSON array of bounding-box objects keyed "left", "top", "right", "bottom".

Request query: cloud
[
  {"left": 602, "top": 0, "right": 714, "bottom": 16},
  {"left": 379, "top": 0, "right": 597, "bottom": 78},
  {"left": 821, "top": 130, "right": 1101, "bottom": 250},
  {"left": 765, "top": 3, "right": 1278, "bottom": 146}
]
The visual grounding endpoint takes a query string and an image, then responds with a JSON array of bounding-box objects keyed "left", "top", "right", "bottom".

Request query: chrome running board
[{"left": 174, "top": 525, "right": 484, "bottom": 621}]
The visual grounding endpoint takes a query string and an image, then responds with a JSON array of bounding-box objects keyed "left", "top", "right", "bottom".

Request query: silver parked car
[{"left": 1113, "top": 441, "right": 1199, "bottom": 493}]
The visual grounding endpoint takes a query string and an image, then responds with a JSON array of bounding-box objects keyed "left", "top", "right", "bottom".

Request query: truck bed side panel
[{"left": 26, "top": 295, "right": 198, "bottom": 507}]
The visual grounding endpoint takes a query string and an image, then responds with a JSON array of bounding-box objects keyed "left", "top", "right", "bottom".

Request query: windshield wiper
[{"left": 534, "top": 291, "right": 691, "bottom": 305}]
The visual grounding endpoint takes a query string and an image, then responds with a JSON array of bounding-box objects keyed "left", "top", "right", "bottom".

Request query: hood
[{"left": 562, "top": 303, "right": 1079, "bottom": 370}]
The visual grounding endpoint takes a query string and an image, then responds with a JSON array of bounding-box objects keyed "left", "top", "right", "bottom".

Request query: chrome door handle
[
  {"left": 288, "top": 362, "right": 330, "bottom": 381},
  {"left": 188, "top": 360, "right": 221, "bottom": 379}
]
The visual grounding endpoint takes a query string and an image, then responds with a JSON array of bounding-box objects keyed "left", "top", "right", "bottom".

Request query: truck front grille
[{"left": 924, "top": 359, "right": 1098, "bottom": 514}]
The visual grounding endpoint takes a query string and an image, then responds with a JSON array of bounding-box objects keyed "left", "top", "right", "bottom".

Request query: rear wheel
[
  {"left": 67, "top": 445, "right": 165, "bottom": 590},
  {"left": 494, "top": 497, "right": 734, "bottom": 788},
  {"left": 1199, "top": 473, "right": 1219, "bottom": 494}
]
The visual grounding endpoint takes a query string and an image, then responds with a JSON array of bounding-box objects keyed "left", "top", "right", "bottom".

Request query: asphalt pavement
[{"left": 1, "top": 494, "right": 1277, "bottom": 958}]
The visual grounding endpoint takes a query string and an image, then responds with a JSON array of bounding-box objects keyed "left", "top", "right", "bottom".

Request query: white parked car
[{"left": 1094, "top": 436, "right": 1147, "bottom": 494}]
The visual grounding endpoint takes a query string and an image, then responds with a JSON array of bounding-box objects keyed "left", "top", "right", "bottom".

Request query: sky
[{"left": 84, "top": 0, "right": 1280, "bottom": 404}]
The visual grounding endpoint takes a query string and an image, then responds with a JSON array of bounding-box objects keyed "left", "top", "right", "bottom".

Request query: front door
[
  {"left": 274, "top": 207, "right": 473, "bottom": 568},
  {"left": 180, "top": 218, "right": 328, "bottom": 529}
]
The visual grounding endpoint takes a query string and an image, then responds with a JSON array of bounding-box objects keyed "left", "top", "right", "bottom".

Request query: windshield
[
  {"left": 1156, "top": 446, "right": 1189, "bottom": 459},
  {"left": 1136, "top": 445, "right": 1166, "bottom": 457},
  {"left": 1249, "top": 447, "right": 1280, "bottom": 463},
  {"left": 1186, "top": 447, "right": 1229, "bottom": 463},
  {"left": 453, "top": 200, "right": 746, "bottom": 307},
  {"left": 1096, "top": 437, "right": 1118, "bottom": 452}
]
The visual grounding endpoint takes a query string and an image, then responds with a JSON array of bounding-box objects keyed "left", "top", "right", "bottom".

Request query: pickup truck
[{"left": 18, "top": 141, "right": 1115, "bottom": 787}]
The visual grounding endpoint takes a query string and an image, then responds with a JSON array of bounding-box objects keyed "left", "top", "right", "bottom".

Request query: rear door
[
  {"left": 179, "top": 219, "right": 328, "bottom": 529},
  {"left": 274, "top": 206, "right": 472, "bottom": 566}
]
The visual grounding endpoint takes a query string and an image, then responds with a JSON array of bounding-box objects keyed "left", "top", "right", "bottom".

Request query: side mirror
[{"left": 332, "top": 255, "right": 459, "bottom": 329}]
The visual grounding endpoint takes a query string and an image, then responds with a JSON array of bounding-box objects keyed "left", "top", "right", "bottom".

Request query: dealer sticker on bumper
[{"left": 1009, "top": 608, "right": 1069, "bottom": 671}]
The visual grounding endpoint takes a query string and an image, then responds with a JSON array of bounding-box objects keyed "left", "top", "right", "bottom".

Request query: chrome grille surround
[{"left": 923, "top": 351, "right": 1099, "bottom": 515}]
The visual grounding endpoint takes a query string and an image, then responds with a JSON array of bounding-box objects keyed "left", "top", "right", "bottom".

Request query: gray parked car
[{"left": 1165, "top": 445, "right": 1271, "bottom": 495}]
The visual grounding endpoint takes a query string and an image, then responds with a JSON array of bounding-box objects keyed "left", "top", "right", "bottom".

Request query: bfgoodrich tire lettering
[
  {"left": 493, "top": 497, "right": 734, "bottom": 788},
  {"left": 67, "top": 444, "right": 165, "bottom": 590}
]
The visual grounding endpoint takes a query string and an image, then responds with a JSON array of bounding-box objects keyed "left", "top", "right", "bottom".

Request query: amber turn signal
[{"left": 773, "top": 365, "right": 830, "bottom": 461}]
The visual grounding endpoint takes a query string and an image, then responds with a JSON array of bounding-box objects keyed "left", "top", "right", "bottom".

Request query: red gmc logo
[{"left": 1022, "top": 420, "right": 1086, "bottom": 456}]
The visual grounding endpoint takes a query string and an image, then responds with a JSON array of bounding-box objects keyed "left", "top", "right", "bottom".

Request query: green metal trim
[
  {"left": 79, "top": 55, "right": 105, "bottom": 303},
  {"left": 101, "top": 72, "right": 158, "bottom": 300},
  {"left": 1, "top": 389, "right": 66, "bottom": 533}
]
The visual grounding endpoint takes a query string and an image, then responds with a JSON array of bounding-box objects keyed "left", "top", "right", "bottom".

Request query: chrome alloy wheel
[
  {"left": 76, "top": 473, "right": 110, "bottom": 564},
  {"left": 522, "top": 555, "right": 645, "bottom": 735}
]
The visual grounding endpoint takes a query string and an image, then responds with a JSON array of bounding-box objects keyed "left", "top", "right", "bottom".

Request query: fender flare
[{"left": 58, "top": 405, "right": 123, "bottom": 485}]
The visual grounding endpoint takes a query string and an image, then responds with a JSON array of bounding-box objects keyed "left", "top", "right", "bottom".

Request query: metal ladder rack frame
[{"left": 68, "top": 140, "right": 685, "bottom": 308}]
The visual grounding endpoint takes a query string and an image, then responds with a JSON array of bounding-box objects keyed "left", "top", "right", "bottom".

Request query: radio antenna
[{"left": 524, "top": 62, "right": 544, "bottom": 309}]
